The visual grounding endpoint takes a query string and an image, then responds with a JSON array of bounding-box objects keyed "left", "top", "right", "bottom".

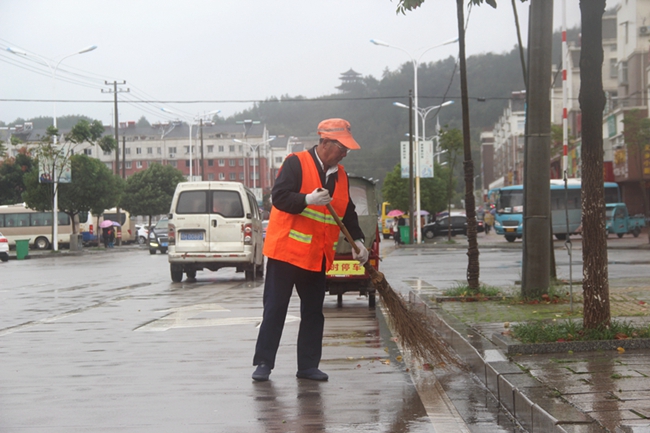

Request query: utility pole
[
  {"left": 200, "top": 118, "right": 205, "bottom": 181},
  {"left": 521, "top": 0, "right": 553, "bottom": 298},
  {"left": 408, "top": 90, "right": 415, "bottom": 244},
  {"left": 102, "top": 81, "right": 129, "bottom": 245}
]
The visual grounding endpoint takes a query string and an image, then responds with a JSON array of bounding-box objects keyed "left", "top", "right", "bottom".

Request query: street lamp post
[
  {"left": 161, "top": 109, "right": 219, "bottom": 180},
  {"left": 233, "top": 136, "right": 276, "bottom": 193},
  {"left": 372, "top": 37, "right": 457, "bottom": 244},
  {"left": 393, "top": 100, "right": 454, "bottom": 172},
  {"left": 7, "top": 45, "right": 97, "bottom": 251}
]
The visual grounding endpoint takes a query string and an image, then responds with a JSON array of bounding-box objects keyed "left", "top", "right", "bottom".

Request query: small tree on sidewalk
[
  {"left": 23, "top": 154, "right": 122, "bottom": 233},
  {"left": 120, "top": 163, "right": 185, "bottom": 229}
]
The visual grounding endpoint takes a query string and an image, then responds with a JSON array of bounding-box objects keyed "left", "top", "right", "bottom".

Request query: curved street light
[
  {"left": 372, "top": 37, "right": 458, "bottom": 244},
  {"left": 233, "top": 136, "right": 276, "bottom": 192},
  {"left": 393, "top": 100, "right": 454, "bottom": 162},
  {"left": 7, "top": 45, "right": 98, "bottom": 251}
]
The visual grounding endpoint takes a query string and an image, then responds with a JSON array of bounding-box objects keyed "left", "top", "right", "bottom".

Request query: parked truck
[{"left": 606, "top": 203, "right": 646, "bottom": 238}]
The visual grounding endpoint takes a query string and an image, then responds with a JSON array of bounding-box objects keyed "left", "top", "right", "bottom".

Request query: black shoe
[
  {"left": 296, "top": 368, "right": 328, "bottom": 381},
  {"left": 252, "top": 364, "right": 271, "bottom": 382}
]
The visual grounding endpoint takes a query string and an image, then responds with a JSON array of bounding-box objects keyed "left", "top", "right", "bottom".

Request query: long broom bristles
[{"left": 365, "top": 264, "right": 464, "bottom": 369}]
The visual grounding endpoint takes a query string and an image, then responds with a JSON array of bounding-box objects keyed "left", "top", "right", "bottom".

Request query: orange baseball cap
[{"left": 317, "top": 118, "right": 361, "bottom": 150}]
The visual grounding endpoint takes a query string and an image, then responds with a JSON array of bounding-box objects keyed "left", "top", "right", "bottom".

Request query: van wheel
[
  {"left": 171, "top": 267, "right": 183, "bottom": 283},
  {"left": 369, "top": 292, "right": 376, "bottom": 308},
  {"left": 633, "top": 227, "right": 641, "bottom": 238},
  {"left": 186, "top": 269, "right": 196, "bottom": 279},
  {"left": 245, "top": 269, "right": 255, "bottom": 281},
  {"left": 555, "top": 234, "right": 566, "bottom": 241},
  {"left": 505, "top": 235, "right": 516, "bottom": 243},
  {"left": 617, "top": 233, "right": 624, "bottom": 238},
  {"left": 34, "top": 237, "right": 49, "bottom": 250},
  {"left": 149, "top": 249, "right": 156, "bottom": 255}
]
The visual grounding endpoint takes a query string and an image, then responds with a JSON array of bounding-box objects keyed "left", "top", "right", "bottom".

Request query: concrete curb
[
  {"left": 6, "top": 245, "right": 144, "bottom": 260},
  {"left": 406, "top": 289, "right": 599, "bottom": 433}
]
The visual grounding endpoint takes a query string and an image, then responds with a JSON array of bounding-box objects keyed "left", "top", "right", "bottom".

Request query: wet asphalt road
[{"left": 0, "top": 249, "right": 478, "bottom": 433}]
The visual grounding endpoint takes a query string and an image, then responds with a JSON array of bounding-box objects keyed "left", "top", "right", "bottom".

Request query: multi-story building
[
  {"left": 604, "top": 0, "right": 650, "bottom": 214},
  {"left": 490, "top": 90, "right": 526, "bottom": 189},
  {"left": 3, "top": 120, "right": 283, "bottom": 202}
]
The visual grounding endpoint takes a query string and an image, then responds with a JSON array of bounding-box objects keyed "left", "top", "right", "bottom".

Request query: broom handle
[{"left": 326, "top": 203, "right": 361, "bottom": 255}]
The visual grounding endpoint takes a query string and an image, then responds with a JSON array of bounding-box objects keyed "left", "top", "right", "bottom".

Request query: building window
[
  {"left": 170, "top": 161, "right": 177, "bottom": 167},
  {"left": 125, "top": 148, "right": 131, "bottom": 154},
  {"left": 229, "top": 145, "right": 235, "bottom": 152},
  {"left": 136, "top": 161, "right": 142, "bottom": 168},
  {"left": 169, "top": 147, "right": 177, "bottom": 154},
  {"left": 185, "top": 160, "right": 190, "bottom": 167},
  {"left": 147, "top": 147, "right": 153, "bottom": 154},
  {"left": 275, "top": 156, "right": 283, "bottom": 163},
  {"left": 219, "top": 172, "right": 225, "bottom": 180},
  {"left": 229, "top": 159, "right": 236, "bottom": 167},
  {"left": 208, "top": 159, "right": 214, "bottom": 166},
  {"left": 104, "top": 150, "right": 111, "bottom": 156},
  {"left": 610, "top": 58, "right": 618, "bottom": 79},
  {"left": 218, "top": 145, "right": 224, "bottom": 152},
  {"left": 218, "top": 159, "right": 225, "bottom": 167},
  {"left": 239, "top": 172, "right": 244, "bottom": 180},
  {"left": 207, "top": 145, "right": 214, "bottom": 153},
  {"left": 208, "top": 173, "right": 215, "bottom": 181},
  {"left": 184, "top": 146, "right": 190, "bottom": 154},
  {"left": 238, "top": 145, "right": 243, "bottom": 153},
  {"left": 147, "top": 161, "right": 152, "bottom": 167},
  {"left": 105, "top": 162, "right": 112, "bottom": 170},
  {"left": 126, "top": 161, "right": 132, "bottom": 169},
  {"left": 229, "top": 172, "right": 236, "bottom": 180},
  {"left": 239, "top": 158, "right": 244, "bottom": 166},
  {"left": 84, "top": 148, "right": 92, "bottom": 156},
  {"left": 136, "top": 147, "right": 142, "bottom": 154},
  {"left": 157, "top": 147, "right": 162, "bottom": 154}
]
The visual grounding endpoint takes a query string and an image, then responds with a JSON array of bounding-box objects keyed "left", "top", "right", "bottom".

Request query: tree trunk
[
  {"left": 580, "top": 0, "right": 610, "bottom": 329},
  {"left": 456, "top": 0, "right": 479, "bottom": 290}
]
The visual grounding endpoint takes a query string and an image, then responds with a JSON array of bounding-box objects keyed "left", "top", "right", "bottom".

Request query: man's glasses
[{"left": 331, "top": 141, "right": 349, "bottom": 155}]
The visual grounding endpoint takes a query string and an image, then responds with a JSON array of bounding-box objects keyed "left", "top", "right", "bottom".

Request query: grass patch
[
  {"left": 511, "top": 319, "right": 650, "bottom": 344},
  {"left": 443, "top": 283, "right": 505, "bottom": 298}
]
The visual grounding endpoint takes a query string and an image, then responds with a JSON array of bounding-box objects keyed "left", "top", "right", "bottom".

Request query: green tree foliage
[
  {"left": 23, "top": 154, "right": 123, "bottom": 233},
  {"left": 0, "top": 151, "right": 35, "bottom": 205},
  {"left": 6, "top": 115, "right": 93, "bottom": 130},
  {"left": 120, "top": 163, "right": 185, "bottom": 227},
  {"left": 67, "top": 119, "right": 116, "bottom": 153},
  {"left": 382, "top": 163, "right": 449, "bottom": 214},
  {"left": 137, "top": 116, "right": 151, "bottom": 128}
]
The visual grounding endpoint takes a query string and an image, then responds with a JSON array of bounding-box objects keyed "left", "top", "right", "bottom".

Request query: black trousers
[{"left": 253, "top": 257, "right": 326, "bottom": 371}]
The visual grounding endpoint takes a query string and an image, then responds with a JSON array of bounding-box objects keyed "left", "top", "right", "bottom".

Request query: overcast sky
[{"left": 1, "top": 0, "right": 605, "bottom": 128}]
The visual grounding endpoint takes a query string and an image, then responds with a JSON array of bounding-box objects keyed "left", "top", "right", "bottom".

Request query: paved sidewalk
[{"left": 382, "top": 239, "right": 650, "bottom": 433}]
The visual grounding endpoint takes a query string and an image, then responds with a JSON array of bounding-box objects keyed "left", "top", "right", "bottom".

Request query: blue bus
[{"left": 487, "top": 179, "right": 621, "bottom": 242}]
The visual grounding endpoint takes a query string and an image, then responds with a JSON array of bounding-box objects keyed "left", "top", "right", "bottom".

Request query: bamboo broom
[{"left": 326, "top": 203, "right": 463, "bottom": 369}]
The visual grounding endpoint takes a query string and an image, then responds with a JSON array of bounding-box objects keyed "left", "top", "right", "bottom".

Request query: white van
[{"left": 167, "top": 181, "right": 264, "bottom": 282}]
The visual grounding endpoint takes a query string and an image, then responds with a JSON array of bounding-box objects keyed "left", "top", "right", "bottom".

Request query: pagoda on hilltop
[{"left": 336, "top": 68, "right": 363, "bottom": 92}]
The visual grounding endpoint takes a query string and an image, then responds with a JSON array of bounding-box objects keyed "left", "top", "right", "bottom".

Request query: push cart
[{"left": 326, "top": 176, "right": 380, "bottom": 307}]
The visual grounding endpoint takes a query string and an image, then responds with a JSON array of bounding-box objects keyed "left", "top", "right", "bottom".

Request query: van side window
[
  {"left": 177, "top": 191, "right": 208, "bottom": 214},
  {"left": 212, "top": 191, "right": 244, "bottom": 218},
  {"left": 247, "top": 194, "right": 259, "bottom": 219}
]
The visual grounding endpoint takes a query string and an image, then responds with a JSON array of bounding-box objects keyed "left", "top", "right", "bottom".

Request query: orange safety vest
[{"left": 263, "top": 150, "right": 349, "bottom": 272}]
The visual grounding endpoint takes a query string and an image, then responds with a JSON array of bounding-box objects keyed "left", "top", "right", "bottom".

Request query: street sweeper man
[{"left": 252, "top": 118, "right": 368, "bottom": 382}]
